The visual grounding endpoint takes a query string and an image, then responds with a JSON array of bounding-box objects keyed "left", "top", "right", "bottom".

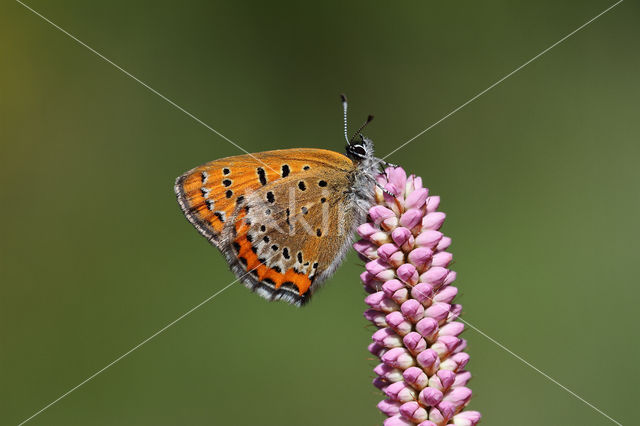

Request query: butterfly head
[
  {"left": 341, "top": 94, "right": 375, "bottom": 163},
  {"left": 346, "top": 134, "right": 375, "bottom": 162}
]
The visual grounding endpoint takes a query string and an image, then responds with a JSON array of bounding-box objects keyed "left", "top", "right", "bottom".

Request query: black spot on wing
[{"left": 257, "top": 167, "right": 267, "bottom": 185}]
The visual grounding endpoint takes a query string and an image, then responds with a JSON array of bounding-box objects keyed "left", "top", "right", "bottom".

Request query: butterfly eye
[{"left": 353, "top": 145, "right": 366, "bottom": 156}]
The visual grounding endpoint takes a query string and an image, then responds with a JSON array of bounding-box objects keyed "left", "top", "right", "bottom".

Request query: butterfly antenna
[
  {"left": 349, "top": 114, "right": 375, "bottom": 143},
  {"left": 340, "top": 94, "right": 349, "bottom": 144}
]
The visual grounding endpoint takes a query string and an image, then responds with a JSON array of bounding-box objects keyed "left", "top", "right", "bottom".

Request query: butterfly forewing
[{"left": 175, "top": 148, "right": 358, "bottom": 305}]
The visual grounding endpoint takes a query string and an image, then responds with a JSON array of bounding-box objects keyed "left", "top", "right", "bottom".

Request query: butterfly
[{"left": 174, "top": 96, "right": 388, "bottom": 306}]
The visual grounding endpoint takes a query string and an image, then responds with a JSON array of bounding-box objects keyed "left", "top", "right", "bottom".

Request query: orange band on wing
[{"left": 234, "top": 211, "right": 312, "bottom": 295}]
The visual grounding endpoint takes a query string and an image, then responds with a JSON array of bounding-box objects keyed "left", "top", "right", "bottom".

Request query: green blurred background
[{"left": 1, "top": 1, "right": 638, "bottom": 425}]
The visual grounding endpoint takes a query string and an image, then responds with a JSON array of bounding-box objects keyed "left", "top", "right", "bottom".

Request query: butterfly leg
[{"left": 376, "top": 181, "right": 396, "bottom": 197}]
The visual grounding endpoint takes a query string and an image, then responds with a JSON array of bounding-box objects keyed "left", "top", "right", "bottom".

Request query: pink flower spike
[{"left": 354, "top": 167, "right": 479, "bottom": 424}]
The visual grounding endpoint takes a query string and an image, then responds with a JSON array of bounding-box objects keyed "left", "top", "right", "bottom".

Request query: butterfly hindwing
[{"left": 175, "top": 148, "right": 359, "bottom": 305}]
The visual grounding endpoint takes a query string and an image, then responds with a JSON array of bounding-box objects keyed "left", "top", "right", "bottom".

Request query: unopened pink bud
[
  {"left": 365, "top": 292, "right": 398, "bottom": 312},
  {"left": 354, "top": 240, "right": 378, "bottom": 260},
  {"left": 384, "top": 381, "right": 416, "bottom": 402},
  {"left": 384, "top": 415, "right": 413, "bottom": 426},
  {"left": 403, "top": 366, "right": 429, "bottom": 389},
  {"left": 371, "top": 230, "right": 392, "bottom": 245},
  {"left": 399, "top": 208, "right": 423, "bottom": 229},
  {"left": 431, "top": 251, "right": 452, "bottom": 267},
  {"left": 370, "top": 205, "right": 396, "bottom": 225},
  {"left": 399, "top": 401, "right": 428, "bottom": 423},
  {"left": 382, "top": 279, "right": 405, "bottom": 296},
  {"left": 436, "top": 236, "right": 451, "bottom": 251},
  {"left": 357, "top": 222, "right": 378, "bottom": 239},
  {"left": 415, "top": 230, "right": 443, "bottom": 248},
  {"left": 403, "top": 332, "right": 427, "bottom": 354},
  {"left": 387, "top": 167, "right": 407, "bottom": 192},
  {"left": 386, "top": 311, "right": 412, "bottom": 335},
  {"left": 434, "top": 286, "right": 458, "bottom": 304},
  {"left": 453, "top": 371, "right": 472, "bottom": 387},
  {"left": 422, "top": 212, "right": 446, "bottom": 230},
  {"left": 382, "top": 348, "right": 416, "bottom": 370},
  {"left": 405, "top": 188, "right": 429, "bottom": 209},
  {"left": 378, "top": 399, "right": 401, "bottom": 416},
  {"left": 443, "top": 386, "right": 472, "bottom": 409},
  {"left": 411, "top": 283, "right": 434, "bottom": 305},
  {"left": 443, "top": 270, "right": 457, "bottom": 286},
  {"left": 428, "top": 407, "right": 445, "bottom": 425},
  {"left": 436, "top": 401, "right": 457, "bottom": 421},
  {"left": 400, "top": 299, "right": 424, "bottom": 322},
  {"left": 373, "top": 328, "right": 403, "bottom": 348},
  {"left": 426, "top": 195, "right": 440, "bottom": 212},
  {"left": 425, "top": 302, "right": 450, "bottom": 322},
  {"left": 391, "top": 227, "right": 414, "bottom": 249},
  {"left": 419, "top": 387, "right": 443, "bottom": 406},
  {"left": 408, "top": 247, "right": 433, "bottom": 271},
  {"left": 432, "top": 336, "right": 462, "bottom": 357},
  {"left": 452, "top": 411, "right": 482, "bottom": 426},
  {"left": 421, "top": 267, "right": 449, "bottom": 286},
  {"left": 364, "top": 309, "right": 388, "bottom": 327},
  {"left": 366, "top": 259, "right": 390, "bottom": 276},
  {"left": 397, "top": 263, "right": 419, "bottom": 285},
  {"left": 450, "top": 353, "right": 470, "bottom": 370},
  {"left": 415, "top": 317, "right": 438, "bottom": 338},
  {"left": 439, "top": 321, "right": 465, "bottom": 337},
  {"left": 416, "top": 349, "right": 439, "bottom": 371}
]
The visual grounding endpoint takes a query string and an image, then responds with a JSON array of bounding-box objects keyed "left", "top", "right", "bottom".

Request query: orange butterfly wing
[{"left": 175, "top": 148, "right": 356, "bottom": 305}]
